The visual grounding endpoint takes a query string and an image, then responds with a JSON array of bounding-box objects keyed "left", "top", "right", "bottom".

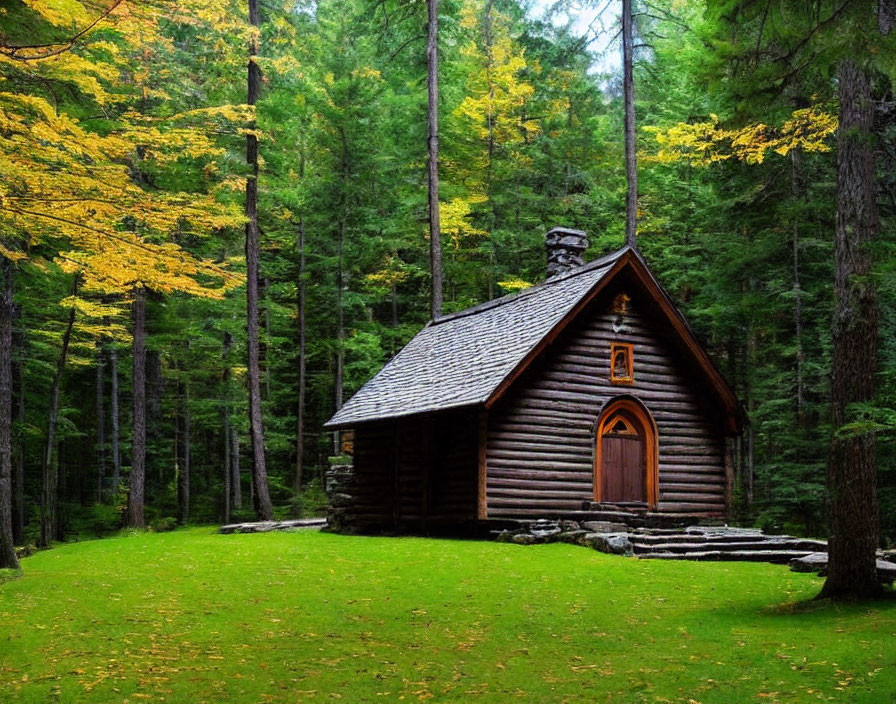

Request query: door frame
[{"left": 594, "top": 397, "right": 659, "bottom": 508}]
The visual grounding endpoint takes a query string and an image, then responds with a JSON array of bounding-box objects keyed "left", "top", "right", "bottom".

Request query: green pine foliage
[{"left": 3, "top": 0, "right": 896, "bottom": 544}]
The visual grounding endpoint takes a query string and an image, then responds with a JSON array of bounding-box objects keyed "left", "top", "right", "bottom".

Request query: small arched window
[{"left": 610, "top": 343, "right": 634, "bottom": 384}]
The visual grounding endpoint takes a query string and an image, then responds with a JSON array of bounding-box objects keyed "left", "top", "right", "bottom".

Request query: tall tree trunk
[
  {"left": 791, "top": 148, "right": 806, "bottom": 426},
  {"left": 232, "top": 425, "right": 242, "bottom": 510},
  {"left": 427, "top": 0, "right": 443, "bottom": 320},
  {"left": 110, "top": 344, "right": 121, "bottom": 503},
  {"left": 483, "top": 0, "right": 496, "bottom": 300},
  {"left": 127, "top": 287, "right": 147, "bottom": 528},
  {"left": 223, "top": 331, "right": 233, "bottom": 523},
  {"left": 264, "top": 278, "right": 272, "bottom": 402},
  {"left": 622, "top": 0, "right": 637, "bottom": 249},
  {"left": 13, "top": 352, "right": 24, "bottom": 546},
  {"left": 179, "top": 383, "right": 190, "bottom": 524},
  {"left": 96, "top": 345, "right": 106, "bottom": 503},
  {"left": 39, "top": 280, "right": 77, "bottom": 548},
  {"left": 333, "top": 215, "right": 345, "bottom": 456},
  {"left": 819, "top": 59, "right": 881, "bottom": 600},
  {"left": 0, "top": 259, "right": 19, "bottom": 568},
  {"left": 295, "top": 219, "right": 306, "bottom": 493},
  {"left": 224, "top": 406, "right": 231, "bottom": 524},
  {"left": 245, "top": 0, "right": 274, "bottom": 521}
]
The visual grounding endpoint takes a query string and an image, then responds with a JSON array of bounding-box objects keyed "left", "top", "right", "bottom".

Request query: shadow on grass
[
  {"left": 762, "top": 587, "right": 896, "bottom": 616},
  {"left": 0, "top": 567, "right": 22, "bottom": 586}
]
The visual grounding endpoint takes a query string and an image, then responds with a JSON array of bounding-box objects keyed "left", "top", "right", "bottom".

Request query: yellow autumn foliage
[
  {"left": 439, "top": 196, "right": 488, "bottom": 248},
  {"left": 452, "top": 0, "right": 541, "bottom": 192},
  {"left": 0, "top": 0, "right": 247, "bottom": 301},
  {"left": 644, "top": 107, "right": 838, "bottom": 166},
  {"left": 497, "top": 277, "right": 532, "bottom": 293}
]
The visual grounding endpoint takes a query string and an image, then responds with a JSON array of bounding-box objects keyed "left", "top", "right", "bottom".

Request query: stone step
[
  {"left": 561, "top": 510, "right": 646, "bottom": 526},
  {"left": 583, "top": 501, "right": 650, "bottom": 513},
  {"left": 790, "top": 552, "right": 896, "bottom": 583},
  {"left": 632, "top": 539, "right": 828, "bottom": 554},
  {"left": 637, "top": 549, "right": 815, "bottom": 564},
  {"left": 631, "top": 532, "right": 768, "bottom": 544}
]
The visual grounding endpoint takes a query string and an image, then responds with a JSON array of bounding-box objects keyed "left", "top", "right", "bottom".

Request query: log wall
[
  {"left": 346, "top": 409, "right": 478, "bottom": 529},
  {"left": 486, "top": 279, "right": 728, "bottom": 517}
]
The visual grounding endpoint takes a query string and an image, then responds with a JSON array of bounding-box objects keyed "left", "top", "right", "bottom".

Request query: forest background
[{"left": 1, "top": 0, "right": 895, "bottom": 549}]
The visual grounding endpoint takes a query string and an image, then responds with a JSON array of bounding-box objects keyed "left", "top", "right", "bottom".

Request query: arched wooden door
[{"left": 595, "top": 399, "right": 658, "bottom": 507}]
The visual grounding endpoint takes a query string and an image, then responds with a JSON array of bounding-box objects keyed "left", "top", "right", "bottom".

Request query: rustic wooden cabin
[{"left": 325, "top": 229, "right": 743, "bottom": 531}]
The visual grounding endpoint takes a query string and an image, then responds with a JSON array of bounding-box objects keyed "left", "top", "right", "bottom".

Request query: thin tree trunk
[
  {"left": 180, "top": 384, "right": 190, "bottom": 524},
  {"left": 622, "top": 0, "right": 637, "bottom": 248},
  {"left": 39, "top": 279, "right": 77, "bottom": 548},
  {"left": 483, "top": 0, "right": 496, "bottom": 301},
  {"left": 391, "top": 283, "right": 398, "bottom": 355},
  {"left": 427, "top": 0, "right": 443, "bottom": 320},
  {"left": 333, "top": 216, "right": 345, "bottom": 456},
  {"left": 0, "top": 259, "right": 19, "bottom": 568},
  {"left": 13, "top": 352, "right": 24, "bottom": 546},
  {"left": 295, "top": 219, "right": 306, "bottom": 493},
  {"left": 819, "top": 58, "right": 880, "bottom": 600},
  {"left": 262, "top": 277, "right": 271, "bottom": 402},
  {"left": 96, "top": 345, "right": 106, "bottom": 503},
  {"left": 245, "top": 0, "right": 273, "bottom": 521},
  {"left": 232, "top": 426, "right": 242, "bottom": 510},
  {"left": 223, "top": 331, "right": 232, "bottom": 524},
  {"left": 110, "top": 345, "right": 121, "bottom": 503},
  {"left": 127, "top": 287, "right": 147, "bottom": 528},
  {"left": 223, "top": 406, "right": 231, "bottom": 524},
  {"left": 791, "top": 149, "right": 806, "bottom": 425}
]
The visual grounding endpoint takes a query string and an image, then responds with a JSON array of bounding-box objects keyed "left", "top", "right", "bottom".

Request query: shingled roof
[
  {"left": 325, "top": 248, "right": 626, "bottom": 429},
  {"left": 325, "top": 245, "right": 742, "bottom": 431}
]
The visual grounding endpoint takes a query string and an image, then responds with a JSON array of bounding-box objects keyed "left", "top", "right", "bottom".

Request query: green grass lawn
[{"left": 1, "top": 528, "right": 894, "bottom": 704}]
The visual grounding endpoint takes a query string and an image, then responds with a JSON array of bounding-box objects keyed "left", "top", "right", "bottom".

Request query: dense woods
[{"left": 1, "top": 0, "right": 895, "bottom": 591}]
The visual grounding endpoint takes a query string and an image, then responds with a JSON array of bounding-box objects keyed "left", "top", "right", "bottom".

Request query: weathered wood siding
[
  {"left": 486, "top": 280, "right": 728, "bottom": 517},
  {"left": 347, "top": 410, "right": 478, "bottom": 529}
]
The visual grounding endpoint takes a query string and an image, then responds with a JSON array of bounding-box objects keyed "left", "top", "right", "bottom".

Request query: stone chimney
[{"left": 545, "top": 227, "right": 589, "bottom": 278}]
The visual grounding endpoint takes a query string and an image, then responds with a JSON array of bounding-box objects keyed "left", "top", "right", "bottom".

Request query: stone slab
[{"left": 219, "top": 518, "right": 327, "bottom": 534}]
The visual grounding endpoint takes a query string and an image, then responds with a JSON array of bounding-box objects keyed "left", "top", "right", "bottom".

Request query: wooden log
[
  {"left": 487, "top": 456, "right": 591, "bottom": 471},
  {"left": 488, "top": 487, "right": 590, "bottom": 500},
  {"left": 660, "top": 486, "right": 725, "bottom": 497},
  {"left": 659, "top": 471, "right": 726, "bottom": 484},
  {"left": 488, "top": 432, "right": 592, "bottom": 447},
  {"left": 658, "top": 492, "right": 725, "bottom": 503},
  {"left": 488, "top": 447, "right": 591, "bottom": 462},
  {"left": 489, "top": 467, "right": 593, "bottom": 482},
  {"left": 489, "top": 477, "right": 591, "bottom": 491},
  {"left": 487, "top": 496, "right": 584, "bottom": 508}
]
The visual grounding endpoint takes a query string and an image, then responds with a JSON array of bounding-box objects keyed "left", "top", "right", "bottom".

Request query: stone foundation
[{"left": 324, "top": 463, "right": 356, "bottom": 532}]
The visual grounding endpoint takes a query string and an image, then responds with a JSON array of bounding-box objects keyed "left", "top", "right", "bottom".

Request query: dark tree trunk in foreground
[
  {"left": 819, "top": 59, "right": 881, "bottom": 600},
  {"left": 296, "top": 218, "right": 306, "bottom": 492},
  {"left": 427, "top": 0, "right": 443, "bottom": 319},
  {"left": 127, "top": 288, "right": 147, "bottom": 528},
  {"left": 0, "top": 259, "right": 19, "bottom": 568},
  {"left": 96, "top": 346, "right": 105, "bottom": 502},
  {"left": 622, "top": 0, "right": 637, "bottom": 249},
  {"left": 110, "top": 345, "right": 121, "bottom": 502},
  {"left": 39, "top": 280, "right": 77, "bottom": 548},
  {"left": 245, "top": 0, "right": 273, "bottom": 521}
]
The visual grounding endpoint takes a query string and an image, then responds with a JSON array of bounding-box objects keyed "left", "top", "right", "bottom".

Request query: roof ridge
[{"left": 432, "top": 246, "right": 629, "bottom": 326}]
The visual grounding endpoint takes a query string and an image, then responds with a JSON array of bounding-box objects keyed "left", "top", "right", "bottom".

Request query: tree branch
[{"left": 0, "top": 0, "right": 126, "bottom": 62}]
